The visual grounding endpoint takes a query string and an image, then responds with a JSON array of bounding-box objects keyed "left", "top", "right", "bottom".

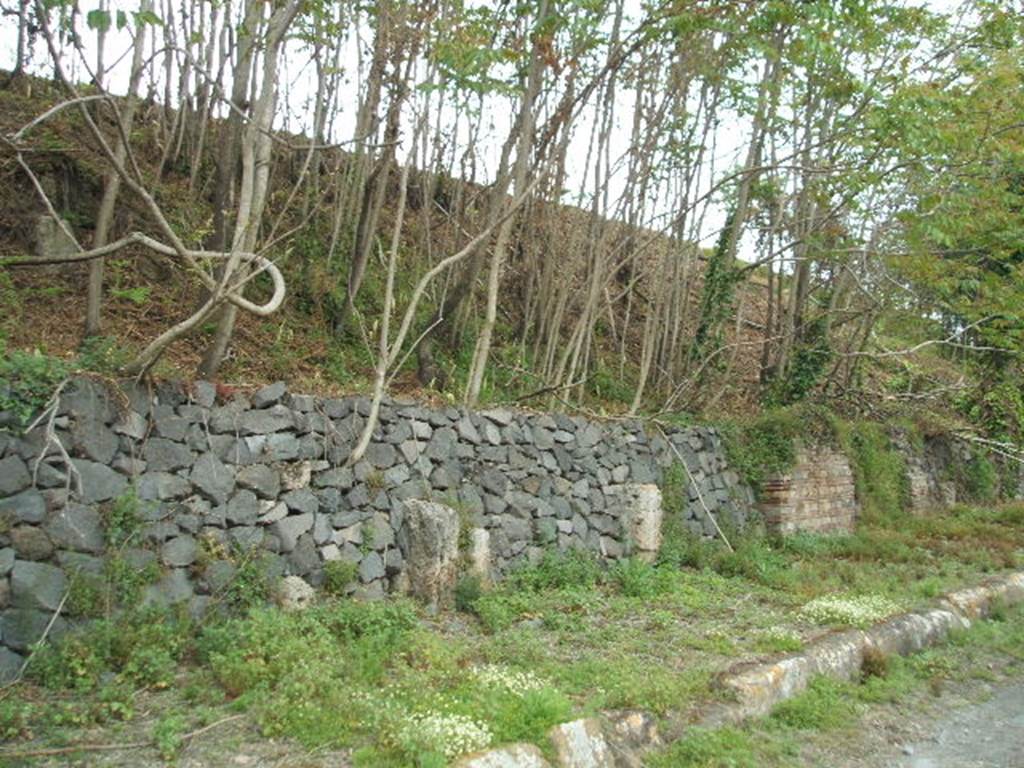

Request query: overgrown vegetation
[
  {"left": 834, "top": 420, "right": 911, "bottom": 522},
  {"left": 0, "top": 337, "right": 67, "bottom": 429},
  {"left": 718, "top": 405, "right": 1014, "bottom": 516},
  {"left": 3, "top": 494, "right": 1023, "bottom": 763},
  {"left": 718, "top": 404, "right": 837, "bottom": 492}
]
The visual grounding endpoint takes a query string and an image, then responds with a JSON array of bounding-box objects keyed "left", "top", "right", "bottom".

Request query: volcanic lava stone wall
[
  {"left": 890, "top": 431, "right": 959, "bottom": 514},
  {"left": 0, "top": 378, "right": 756, "bottom": 675}
]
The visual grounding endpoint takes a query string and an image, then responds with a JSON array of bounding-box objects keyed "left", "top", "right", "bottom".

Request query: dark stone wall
[{"left": 0, "top": 377, "right": 756, "bottom": 676}]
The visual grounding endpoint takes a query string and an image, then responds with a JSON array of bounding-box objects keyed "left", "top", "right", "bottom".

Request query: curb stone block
[
  {"left": 452, "top": 744, "right": 552, "bottom": 768},
  {"left": 603, "top": 711, "right": 660, "bottom": 767},
  {"left": 717, "top": 570, "right": 1024, "bottom": 724},
  {"left": 865, "top": 609, "right": 966, "bottom": 658},
  {"left": 548, "top": 718, "right": 614, "bottom": 767}
]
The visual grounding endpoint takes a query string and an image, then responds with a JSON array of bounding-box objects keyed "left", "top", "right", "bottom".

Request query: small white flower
[
  {"left": 799, "top": 594, "right": 902, "bottom": 628},
  {"left": 472, "top": 664, "right": 547, "bottom": 696},
  {"left": 396, "top": 711, "right": 492, "bottom": 758}
]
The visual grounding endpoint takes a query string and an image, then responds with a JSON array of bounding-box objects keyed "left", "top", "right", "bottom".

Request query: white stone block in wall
[
  {"left": 399, "top": 500, "right": 460, "bottom": 612},
  {"left": 280, "top": 460, "right": 312, "bottom": 491},
  {"left": 274, "top": 575, "right": 315, "bottom": 611},
  {"left": 609, "top": 483, "right": 663, "bottom": 560},
  {"left": 467, "top": 527, "right": 492, "bottom": 586}
]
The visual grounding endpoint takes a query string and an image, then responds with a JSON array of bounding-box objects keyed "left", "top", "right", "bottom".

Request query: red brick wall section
[{"left": 758, "top": 446, "right": 858, "bottom": 535}]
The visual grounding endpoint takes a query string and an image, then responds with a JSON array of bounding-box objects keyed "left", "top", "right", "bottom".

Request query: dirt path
[
  {"left": 796, "top": 666, "right": 1024, "bottom": 768},
  {"left": 897, "top": 681, "right": 1024, "bottom": 768}
]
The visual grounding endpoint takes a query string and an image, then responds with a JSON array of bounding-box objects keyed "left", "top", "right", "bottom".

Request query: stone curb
[
  {"left": 714, "top": 570, "right": 1024, "bottom": 723},
  {"left": 453, "top": 570, "right": 1024, "bottom": 767}
]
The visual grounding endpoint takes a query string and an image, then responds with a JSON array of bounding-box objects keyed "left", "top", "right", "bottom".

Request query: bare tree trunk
[
  {"left": 464, "top": 0, "right": 548, "bottom": 406},
  {"left": 84, "top": 0, "right": 151, "bottom": 339},
  {"left": 326, "top": 2, "right": 389, "bottom": 282},
  {"left": 8, "top": 0, "right": 31, "bottom": 84},
  {"left": 338, "top": 50, "right": 414, "bottom": 329},
  {"left": 414, "top": 109, "right": 519, "bottom": 387},
  {"left": 198, "top": 0, "right": 301, "bottom": 378},
  {"left": 349, "top": 118, "right": 420, "bottom": 465},
  {"left": 94, "top": 0, "right": 108, "bottom": 90}
]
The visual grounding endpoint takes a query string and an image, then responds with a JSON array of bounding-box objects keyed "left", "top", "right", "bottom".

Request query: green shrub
[
  {"left": 319, "top": 599, "right": 418, "bottom": 644},
  {"left": 29, "top": 608, "right": 191, "bottom": 692},
  {"left": 75, "top": 335, "right": 131, "bottom": 374},
  {"left": 198, "top": 600, "right": 419, "bottom": 747},
  {"left": 153, "top": 713, "right": 187, "bottom": 761},
  {"left": 0, "top": 700, "right": 34, "bottom": 741},
  {"left": 762, "top": 317, "right": 832, "bottom": 407},
  {"left": 770, "top": 676, "right": 859, "bottom": 730},
  {"left": 102, "top": 490, "right": 144, "bottom": 548},
  {"left": 323, "top": 559, "right": 359, "bottom": 596},
  {"left": 455, "top": 574, "right": 484, "bottom": 613},
  {"left": 855, "top": 654, "right": 918, "bottom": 703},
  {"left": 588, "top": 364, "right": 635, "bottom": 406},
  {"left": 661, "top": 463, "right": 688, "bottom": 513},
  {"left": 30, "top": 633, "right": 106, "bottom": 692},
  {"left": 472, "top": 592, "right": 535, "bottom": 633},
  {"left": 66, "top": 572, "right": 105, "bottom": 617},
  {"left": 712, "top": 536, "right": 793, "bottom": 589},
  {"left": 505, "top": 548, "right": 602, "bottom": 593},
  {"left": 720, "top": 404, "right": 839, "bottom": 493},
  {"left": 835, "top": 420, "right": 909, "bottom": 521},
  {"left": 752, "top": 629, "right": 804, "bottom": 654},
  {"left": 962, "top": 452, "right": 999, "bottom": 503},
  {"left": 649, "top": 726, "right": 794, "bottom": 768},
  {"left": 610, "top": 558, "right": 676, "bottom": 598},
  {"left": 220, "top": 549, "right": 273, "bottom": 613},
  {"left": 657, "top": 518, "right": 717, "bottom": 570},
  {"left": 0, "top": 341, "right": 68, "bottom": 429},
  {"left": 104, "top": 554, "right": 159, "bottom": 605},
  {"left": 484, "top": 685, "right": 572, "bottom": 745},
  {"left": 956, "top": 379, "right": 1024, "bottom": 444},
  {"left": 719, "top": 409, "right": 804, "bottom": 491}
]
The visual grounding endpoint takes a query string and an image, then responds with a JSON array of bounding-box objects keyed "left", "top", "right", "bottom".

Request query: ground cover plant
[{"left": 0, "top": 498, "right": 1021, "bottom": 766}]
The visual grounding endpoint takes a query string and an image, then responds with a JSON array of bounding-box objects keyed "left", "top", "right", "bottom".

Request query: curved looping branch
[{"left": 1, "top": 232, "right": 286, "bottom": 317}]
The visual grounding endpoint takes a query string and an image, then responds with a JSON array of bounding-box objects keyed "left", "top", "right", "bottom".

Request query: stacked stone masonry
[
  {"left": 890, "top": 431, "right": 959, "bottom": 514},
  {"left": 0, "top": 378, "right": 756, "bottom": 675},
  {"left": 758, "top": 445, "right": 858, "bottom": 535}
]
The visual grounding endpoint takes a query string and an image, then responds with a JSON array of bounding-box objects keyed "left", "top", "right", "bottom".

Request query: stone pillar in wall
[
  {"left": 397, "top": 500, "right": 460, "bottom": 611},
  {"left": 891, "top": 430, "right": 957, "bottom": 515},
  {"left": 466, "top": 527, "right": 492, "bottom": 586},
  {"left": 33, "top": 214, "right": 77, "bottom": 275},
  {"left": 608, "top": 484, "right": 663, "bottom": 562}
]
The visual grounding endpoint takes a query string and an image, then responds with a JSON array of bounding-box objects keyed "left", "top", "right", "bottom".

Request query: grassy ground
[{"left": 1, "top": 502, "right": 1022, "bottom": 766}]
